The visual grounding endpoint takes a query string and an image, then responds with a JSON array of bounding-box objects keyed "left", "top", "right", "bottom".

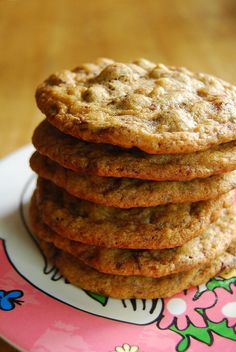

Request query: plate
[{"left": 0, "top": 145, "right": 236, "bottom": 352}]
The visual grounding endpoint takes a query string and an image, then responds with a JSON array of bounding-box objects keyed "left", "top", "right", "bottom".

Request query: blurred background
[
  {"left": 0, "top": 0, "right": 236, "bottom": 159},
  {"left": 0, "top": 0, "right": 236, "bottom": 158},
  {"left": 0, "top": 0, "right": 236, "bottom": 349}
]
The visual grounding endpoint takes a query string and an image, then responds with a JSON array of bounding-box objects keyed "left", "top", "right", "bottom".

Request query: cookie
[
  {"left": 30, "top": 152, "right": 236, "bottom": 208},
  {"left": 227, "top": 238, "right": 236, "bottom": 256},
  {"left": 32, "top": 120, "right": 236, "bottom": 181},
  {"left": 36, "top": 58, "right": 236, "bottom": 155},
  {"left": 38, "top": 240, "right": 236, "bottom": 298},
  {"left": 30, "top": 193, "right": 236, "bottom": 278},
  {"left": 35, "top": 178, "right": 229, "bottom": 249}
]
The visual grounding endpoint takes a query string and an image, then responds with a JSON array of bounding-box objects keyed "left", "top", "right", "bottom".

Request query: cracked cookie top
[{"left": 36, "top": 58, "right": 236, "bottom": 154}]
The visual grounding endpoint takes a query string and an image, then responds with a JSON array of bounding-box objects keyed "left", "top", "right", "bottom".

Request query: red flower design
[
  {"left": 157, "top": 287, "right": 216, "bottom": 330},
  {"left": 205, "top": 285, "right": 236, "bottom": 328}
]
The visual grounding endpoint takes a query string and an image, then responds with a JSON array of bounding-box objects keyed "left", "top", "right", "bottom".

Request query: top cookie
[{"left": 36, "top": 58, "right": 236, "bottom": 154}]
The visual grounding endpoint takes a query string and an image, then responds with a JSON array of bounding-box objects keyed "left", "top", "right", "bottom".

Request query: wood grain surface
[{"left": 0, "top": 0, "right": 235, "bottom": 350}]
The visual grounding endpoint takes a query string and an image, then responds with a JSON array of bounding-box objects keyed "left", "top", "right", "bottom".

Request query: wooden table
[{"left": 0, "top": 0, "right": 235, "bottom": 350}]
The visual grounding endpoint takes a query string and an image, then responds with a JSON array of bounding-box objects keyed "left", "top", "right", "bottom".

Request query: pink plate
[{"left": 0, "top": 145, "right": 236, "bottom": 352}]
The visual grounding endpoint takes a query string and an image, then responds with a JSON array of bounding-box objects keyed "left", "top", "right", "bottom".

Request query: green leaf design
[
  {"left": 84, "top": 290, "right": 109, "bottom": 306},
  {"left": 160, "top": 276, "right": 236, "bottom": 351},
  {"left": 194, "top": 276, "right": 236, "bottom": 299},
  {"left": 170, "top": 320, "right": 213, "bottom": 352},
  {"left": 206, "top": 276, "right": 236, "bottom": 292},
  {"left": 175, "top": 335, "right": 190, "bottom": 352},
  {"left": 206, "top": 319, "right": 236, "bottom": 340},
  {"left": 168, "top": 309, "right": 236, "bottom": 352}
]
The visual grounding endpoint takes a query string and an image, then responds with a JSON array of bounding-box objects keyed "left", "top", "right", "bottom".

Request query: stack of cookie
[{"left": 29, "top": 58, "right": 236, "bottom": 298}]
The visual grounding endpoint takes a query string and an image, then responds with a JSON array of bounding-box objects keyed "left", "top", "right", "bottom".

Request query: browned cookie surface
[
  {"left": 35, "top": 178, "right": 230, "bottom": 249},
  {"left": 30, "top": 153, "right": 236, "bottom": 208},
  {"left": 38, "top": 240, "right": 236, "bottom": 299},
  {"left": 30, "top": 193, "right": 236, "bottom": 278},
  {"left": 33, "top": 120, "right": 236, "bottom": 181},
  {"left": 36, "top": 58, "right": 236, "bottom": 154}
]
